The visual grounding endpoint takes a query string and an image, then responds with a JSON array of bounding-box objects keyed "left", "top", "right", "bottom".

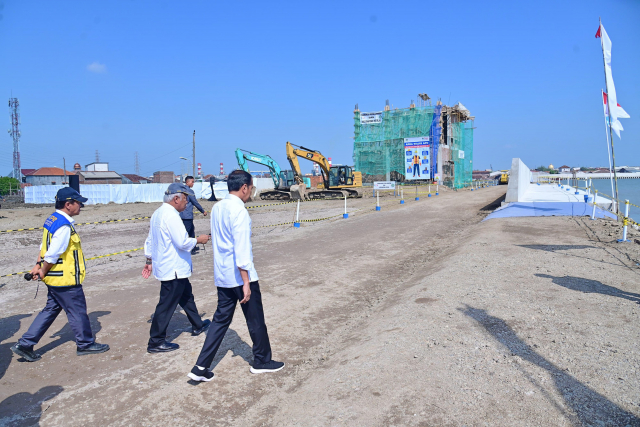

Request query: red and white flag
[{"left": 596, "top": 22, "right": 630, "bottom": 138}]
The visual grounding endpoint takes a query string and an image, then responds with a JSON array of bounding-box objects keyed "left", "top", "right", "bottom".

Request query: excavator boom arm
[
  {"left": 234, "top": 148, "right": 282, "bottom": 189},
  {"left": 286, "top": 141, "right": 331, "bottom": 184}
]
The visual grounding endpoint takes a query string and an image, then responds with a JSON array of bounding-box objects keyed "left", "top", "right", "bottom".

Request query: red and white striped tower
[
  {"left": 220, "top": 163, "right": 224, "bottom": 175},
  {"left": 328, "top": 157, "right": 332, "bottom": 168},
  {"left": 197, "top": 163, "right": 202, "bottom": 178}
]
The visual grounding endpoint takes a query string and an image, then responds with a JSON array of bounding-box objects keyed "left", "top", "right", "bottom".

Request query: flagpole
[
  {"left": 599, "top": 18, "right": 620, "bottom": 213},
  {"left": 601, "top": 90, "right": 615, "bottom": 200}
]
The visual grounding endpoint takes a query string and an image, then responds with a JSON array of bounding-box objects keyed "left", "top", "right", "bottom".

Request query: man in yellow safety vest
[{"left": 11, "top": 187, "right": 109, "bottom": 362}]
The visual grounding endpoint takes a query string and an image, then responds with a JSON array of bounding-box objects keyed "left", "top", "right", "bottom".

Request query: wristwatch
[{"left": 145, "top": 258, "right": 152, "bottom": 265}]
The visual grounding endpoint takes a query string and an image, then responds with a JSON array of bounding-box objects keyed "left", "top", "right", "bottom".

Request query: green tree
[
  {"left": 0, "top": 177, "right": 21, "bottom": 195},
  {"left": 536, "top": 165, "right": 551, "bottom": 172}
]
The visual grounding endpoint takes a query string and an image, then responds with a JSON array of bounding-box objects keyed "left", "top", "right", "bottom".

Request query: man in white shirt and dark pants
[
  {"left": 142, "top": 183, "right": 211, "bottom": 353},
  {"left": 188, "top": 170, "right": 283, "bottom": 382}
]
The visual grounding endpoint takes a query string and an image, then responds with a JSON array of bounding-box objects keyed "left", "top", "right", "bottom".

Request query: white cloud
[{"left": 87, "top": 61, "right": 107, "bottom": 73}]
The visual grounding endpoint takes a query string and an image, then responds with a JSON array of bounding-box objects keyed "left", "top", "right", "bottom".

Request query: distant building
[
  {"left": 558, "top": 165, "right": 571, "bottom": 173},
  {"left": 153, "top": 171, "right": 174, "bottom": 183},
  {"left": 122, "top": 174, "right": 151, "bottom": 184},
  {"left": 472, "top": 170, "right": 491, "bottom": 180},
  {"left": 24, "top": 167, "right": 76, "bottom": 186},
  {"left": 548, "top": 164, "right": 554, "bottom": 170},
  {"left": 77, "top": 171, "right": 122, "bottom": 185},
  {"left": 73, "top": 163, "right": 82, "bottom": 172},
  {"left": 85, "top": 162, "right": 109, "bottom": 172}
]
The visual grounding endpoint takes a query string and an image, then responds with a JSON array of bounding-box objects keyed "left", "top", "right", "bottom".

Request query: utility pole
[
  {"left": 95, "top": 150, "right": 100, "bottom": 162},
  {"left": 63, "top": 157, "right": 67, "bottom": 185},
  {"left": 192, "top": 130, "right": 196, "bottom": 179},
  {"left": 8, "top": 98, "right": 21, "bottom": 181}
]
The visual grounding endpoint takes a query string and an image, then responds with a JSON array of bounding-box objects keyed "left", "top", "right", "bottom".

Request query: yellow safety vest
[{"left": 40, "top": 212, "right": 86, "bottom": 287}]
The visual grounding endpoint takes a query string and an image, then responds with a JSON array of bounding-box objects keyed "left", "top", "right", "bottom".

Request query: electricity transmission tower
[
  {"left": 95, "top": 150, "right": 100, "bottom": 162},
  {"left": 8, "top": 98, "right": 21, "bottom": 180},
  {"left": 134, "top": 151, "right": 140, "bottom": 175}
]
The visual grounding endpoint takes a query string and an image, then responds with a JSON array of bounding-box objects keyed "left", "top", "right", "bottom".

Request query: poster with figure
[{"left": 404, "top": 137, "right": 431, "bottom": 180}]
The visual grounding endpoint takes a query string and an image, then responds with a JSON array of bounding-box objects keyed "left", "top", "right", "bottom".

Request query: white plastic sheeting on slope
[{"left": 24, "top": 178, "right": 274, "bottom": 205}]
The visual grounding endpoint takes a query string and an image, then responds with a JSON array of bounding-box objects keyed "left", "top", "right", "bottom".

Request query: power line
[{"left": 134, "top": 151, "right": 140, "bottom": 175}]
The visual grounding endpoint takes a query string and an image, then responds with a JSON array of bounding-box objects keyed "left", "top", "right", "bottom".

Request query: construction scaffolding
[{"left": 353, "top": 98, "right": 473, "bottom": 188}]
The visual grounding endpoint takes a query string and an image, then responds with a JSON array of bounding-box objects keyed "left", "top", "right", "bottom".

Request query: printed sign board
[
  {"left": 373, "top": 181, "right": 396, "bottom": 190},
  {"left": 458, "top": 150, "right": 465, "bottom": 159},
  {"left": 360, "top": 112, "right": 382, "bottom": 124},
  {"left": 404, "top": 137, "right": 431, "bottom": 180}
]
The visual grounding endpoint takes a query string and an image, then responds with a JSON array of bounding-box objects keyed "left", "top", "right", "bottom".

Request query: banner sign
[
  {"left": 458, "top": 150, "right": 465, "bottom": 159},
  {"left": 404, "top": 137, "right": 431, "bottom": 180},
  {"left": 373, "top": 181, "right": 396, "bottom": 190},
  {"left": 360, "top": 112, "right": 382, "bottom": 124}
]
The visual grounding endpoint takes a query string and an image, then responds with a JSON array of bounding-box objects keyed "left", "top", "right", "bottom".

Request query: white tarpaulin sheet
[{"left": 24, "top": 178, "right": 275, "bottom": 205}]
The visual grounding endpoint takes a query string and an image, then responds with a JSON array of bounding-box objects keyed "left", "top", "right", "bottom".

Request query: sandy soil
[{"left": 1, "top": 186, "right": 639, "bottom": 426}]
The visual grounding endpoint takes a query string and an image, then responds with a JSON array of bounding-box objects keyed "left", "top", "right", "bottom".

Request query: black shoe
[
  {"left": 191, "top": 247, "right": 199, "bottom": 255},
  {"left": 187, "top": 365, "right": 214, "bottom": 382},
  {"left": 11, "top": 343, "right": 41, "bottom": 362},
  {"left": 192, "top": 319, "right": 211, "bottom": 336},
  {"left": 250, "top": 360, "right": 285, "bottom": 374},
  {"left": 147, "top": 342, "right": 180, "bottom": 353},
  {"left": 77, "top": 342, "right": 110, "bottom": 356}
]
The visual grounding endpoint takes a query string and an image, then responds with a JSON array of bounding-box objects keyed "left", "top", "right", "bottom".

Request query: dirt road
[{"left": 1, "top": 186, "right": 639, "bottom": 426}]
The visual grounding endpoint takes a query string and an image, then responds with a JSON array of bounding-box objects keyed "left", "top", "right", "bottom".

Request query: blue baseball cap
[
  {"left": 165, "top": 182, "right": 191, "bottom": 196},
  {"left": 55, "top": 187, "right": 88, "bottom": 204}
]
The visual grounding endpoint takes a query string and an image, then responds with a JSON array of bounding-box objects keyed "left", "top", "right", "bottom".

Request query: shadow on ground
[
  {"left": 0, "top": 385, "right": 63, "bottom": 426},
  {"left": 536, "top": 273, "right": 640, "bottom": 303},
  {"left": 34, "top": 311, "right": 111, "bottom": 356},
  {"left": 461, "top": 305, "right": 639, "bottom": 426},
  {"left": 0, "top": 313, "right": 32, "bottom": 379}
]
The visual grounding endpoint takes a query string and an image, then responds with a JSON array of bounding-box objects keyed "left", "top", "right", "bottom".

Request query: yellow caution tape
[
  {"left": 0, "top": 247, "right": 144, "bottom": 278},
  {"left": 0, "top": 216, "right": 151, "bottom": 234}
]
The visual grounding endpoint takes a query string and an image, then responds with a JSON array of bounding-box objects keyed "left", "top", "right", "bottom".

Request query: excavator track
[{"left": 258, "top": 190, "right": 292, "bottom": 201}]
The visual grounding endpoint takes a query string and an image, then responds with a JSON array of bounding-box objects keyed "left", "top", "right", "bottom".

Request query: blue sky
[{"left": 0, "top": 0, "right": 638, "bottom": 177}]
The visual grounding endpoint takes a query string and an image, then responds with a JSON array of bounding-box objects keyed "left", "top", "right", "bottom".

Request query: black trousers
[
  {"left": 148, "top": 277, "right": 203, "bottom": 347},
  {"left": 182, "top": 219, "right": 195, "bottom": 238},
  {"left": 195, "top": 281, "right": 272, "bottom": 368},
  {"left": 19, "top": 285, "right": 94, "bottom": 349}
]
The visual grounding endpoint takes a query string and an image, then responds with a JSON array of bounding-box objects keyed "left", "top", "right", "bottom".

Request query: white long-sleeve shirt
[
  {"left": 40, "top": 210, "right": 74, "bottom": 264},
  {"left": 144, "top": 203, "right": 197, "bottom": 281},
  {"left": 211, "top": 194, "right": 258, "bottom": 288}
]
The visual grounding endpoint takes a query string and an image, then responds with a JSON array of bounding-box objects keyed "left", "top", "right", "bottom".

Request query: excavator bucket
[{"left": 289, "top": 183, "right": 307, "bottom": 201}]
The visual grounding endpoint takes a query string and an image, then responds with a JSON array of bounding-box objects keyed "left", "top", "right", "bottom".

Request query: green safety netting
[
  {"left": 451, "top": 122, "right": 473, "bottom": 189},
  {"left": 352, "top": 106, "right": 438, "bottom": 182}
]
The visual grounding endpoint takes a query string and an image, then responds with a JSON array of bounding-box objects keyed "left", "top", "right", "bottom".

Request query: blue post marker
[
  {"left": 294, "top": 200, "right": 301, "bottom": 228},
  {"left": 415, "top": 186, "right": 419, "bottom": 201},
  {"left": 376, "top": 191, "right": 381, "bottom": 210},
  {"left": 400, "top": 188, "right": 404, "bottom": 204},
  {"left": 428, "top": 184, "right": 431, "bottom": 197},
  {"left": 343, "top": 194, "right": 348, "bottom": 218},
  {"left": 436, "top": 184, "right": 439, "bottom": 196}
]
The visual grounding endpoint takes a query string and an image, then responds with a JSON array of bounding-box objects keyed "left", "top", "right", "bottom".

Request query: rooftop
[{"left": 29, "top": 167, "right": 76, "bottom": 176}]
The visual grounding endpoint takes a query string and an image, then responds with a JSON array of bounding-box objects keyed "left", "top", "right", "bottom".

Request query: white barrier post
[
  {"left": 436, "top": 184, "right": 439, "bottom": 196},
  {"left": 294, "top": 200, "right": 301, "bottom": 228},
  {"left": 415, "top": 186, "right": 419, "bottom": 201},
  {"left": 376, "top": 191, "right": 381, "bottom": 211},
  {"left": 618, "top": 200, "right": 630, "bottom": 242},
  {"left": 343, "top": 194, "right": 348, "bottom": 218},
  {"left": 428, "top": 184, "right": 431, "bottom": 198},
  {"left": 400, "top": 188, "right": 404, "bottom": 204},
  {"left": 591, "top": 190, "right": 598, "bottom": 220}
]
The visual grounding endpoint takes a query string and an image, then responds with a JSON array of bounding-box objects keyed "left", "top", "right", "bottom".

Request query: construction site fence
[
  {"left": 4, "top": 187, "right": 494, "bottom": 278},
  {"left": 550, "top": 179, "right": 639, "bottom": 242},
  {"left": 22, "top": 179, "right": 276, "bottom": 205}
]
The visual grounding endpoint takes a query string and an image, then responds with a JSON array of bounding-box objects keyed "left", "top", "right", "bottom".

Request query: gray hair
[{"left": 163, "top": 192, "right": 184, "bottom": 203}]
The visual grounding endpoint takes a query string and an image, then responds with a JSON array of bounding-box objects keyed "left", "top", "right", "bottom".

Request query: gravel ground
[{"left": 1, "top": 185, "right": 639, "bottom": 426}]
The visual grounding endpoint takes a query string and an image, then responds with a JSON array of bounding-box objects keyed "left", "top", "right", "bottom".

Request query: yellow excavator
[{"left": 286, "top": 141, "right": 363, "bottom": 199}]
